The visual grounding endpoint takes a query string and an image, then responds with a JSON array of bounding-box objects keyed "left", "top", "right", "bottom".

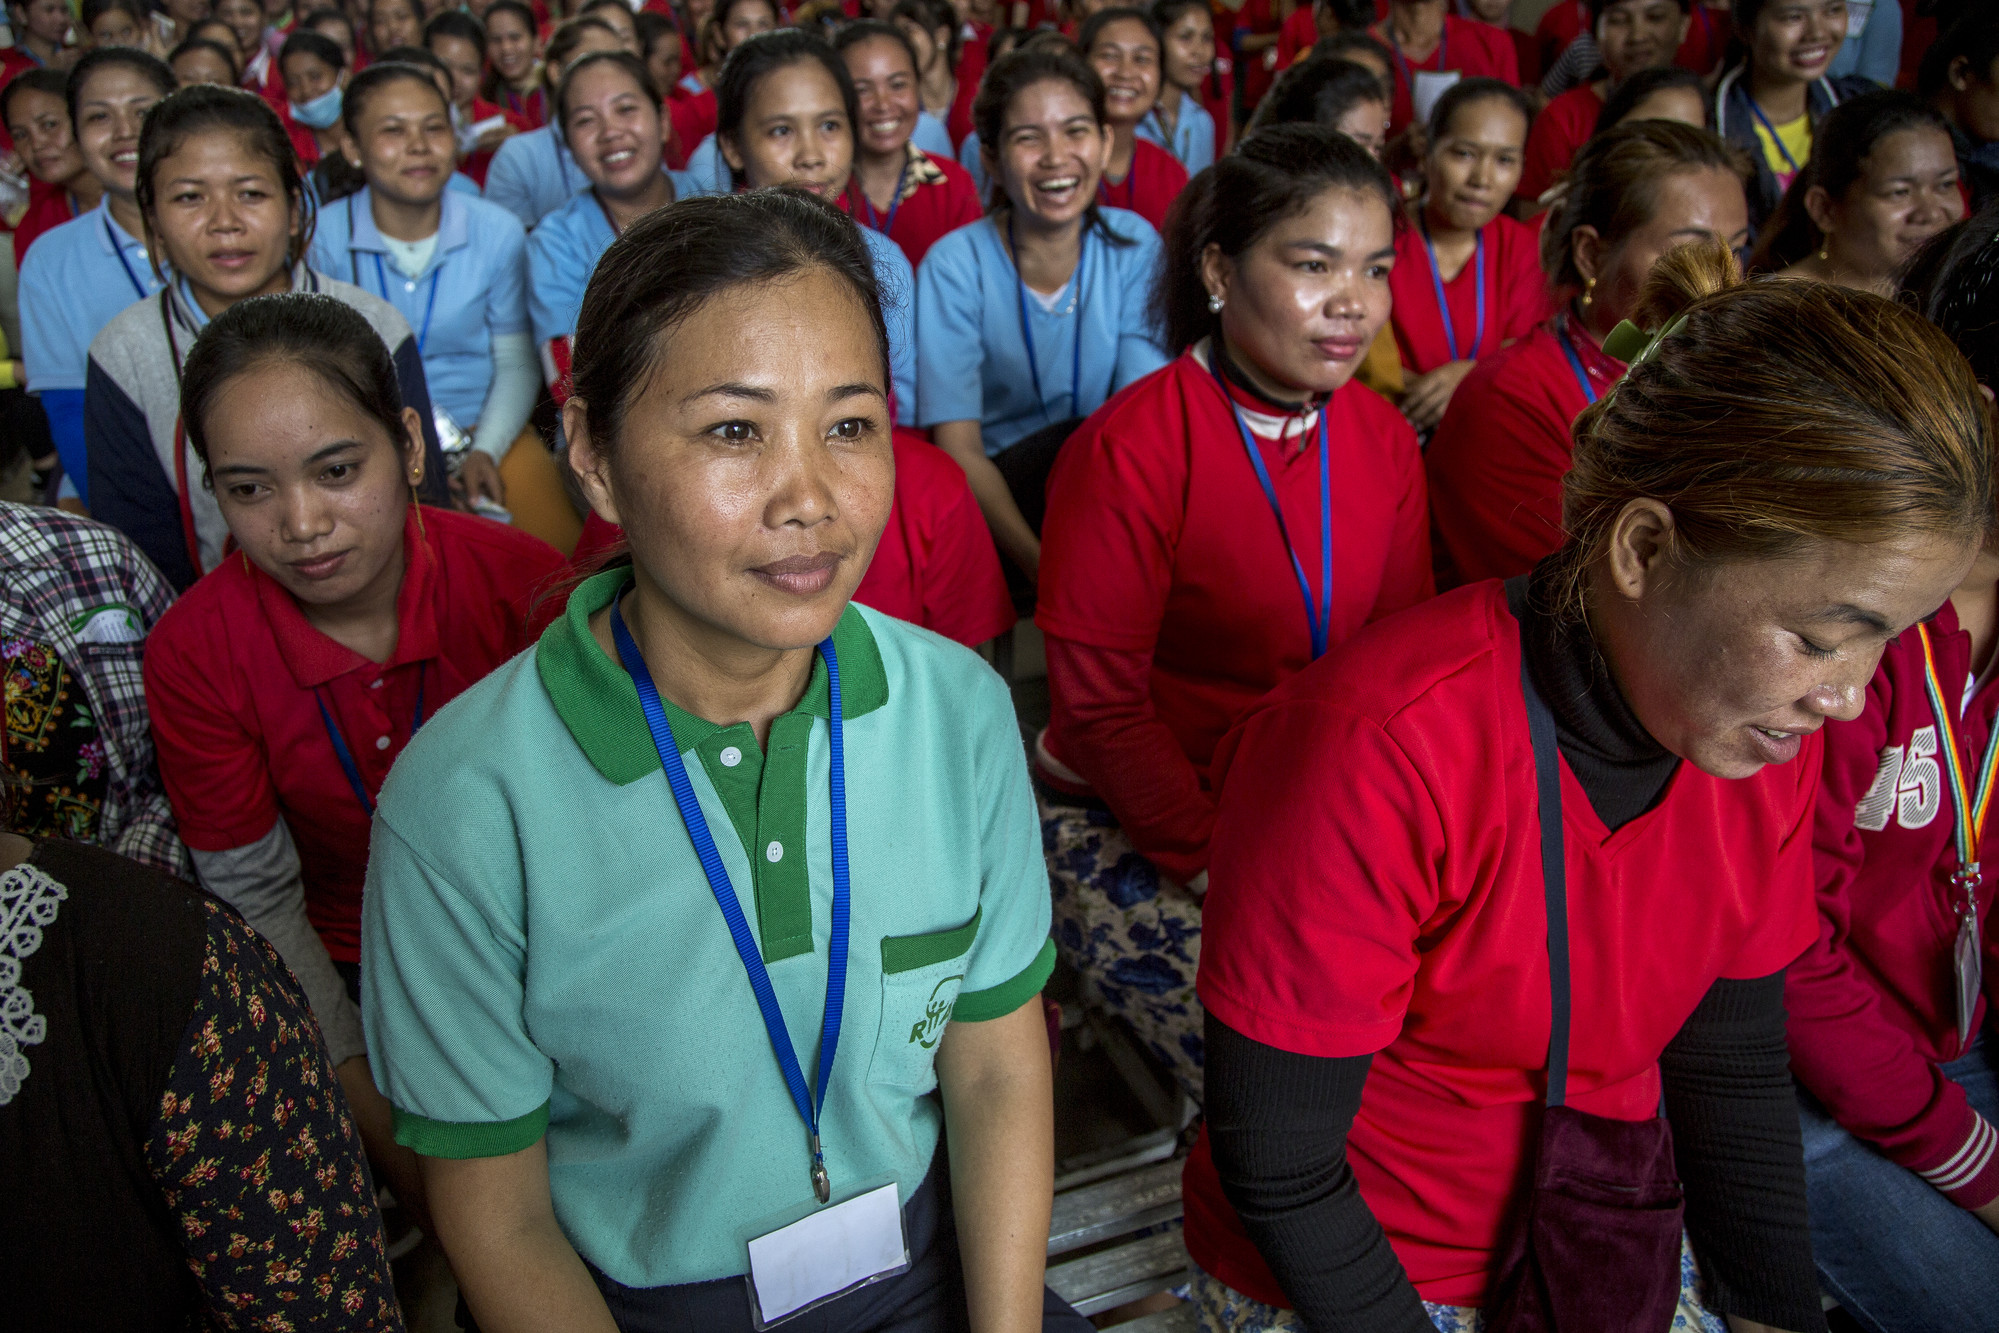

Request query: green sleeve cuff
[
  {"left": 950, "top": 937, "right": 1055, "bottom": 1023},
  {"left": 393, "top": 1101, "right": 550, "bottom": 1159}
]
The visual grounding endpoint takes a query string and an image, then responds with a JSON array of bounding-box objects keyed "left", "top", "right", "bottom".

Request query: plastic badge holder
[{"left": 745, "top": 1181, "right": 911, "bottom": 1330}]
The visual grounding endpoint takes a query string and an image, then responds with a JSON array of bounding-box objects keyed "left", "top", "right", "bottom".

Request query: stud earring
[
  {"left": 1207, "top": 293, "right": 1224, "bottom": 313},
  {"left": 1580, "top": 276, "right": 1595, "bottom": 309},
  {"left": 1818, "top": 230, "right": 1831, "bottom": 262}
]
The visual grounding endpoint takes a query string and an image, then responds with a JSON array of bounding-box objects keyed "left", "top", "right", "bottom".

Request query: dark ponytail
[{"left": 1154, "top": 121, "right": 1395, "bottom": 354}]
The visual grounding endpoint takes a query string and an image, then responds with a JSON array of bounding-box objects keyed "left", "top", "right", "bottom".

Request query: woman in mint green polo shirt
[{"left": 360, "top": 187, "right": 1082, "bottom": 1333}]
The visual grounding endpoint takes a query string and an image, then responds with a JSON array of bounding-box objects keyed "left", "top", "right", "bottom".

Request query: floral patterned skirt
[
  {"left": 1038, "top": 787, "right": 1207, "bottom": 1103},
  {"left": 1187, "top": 1237, "right": 1729, "bottom": 1332}
]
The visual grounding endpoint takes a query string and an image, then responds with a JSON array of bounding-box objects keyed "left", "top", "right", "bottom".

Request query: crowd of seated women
[{"left": 2, "top": 0, "right": 1998, "bottom": 1329}]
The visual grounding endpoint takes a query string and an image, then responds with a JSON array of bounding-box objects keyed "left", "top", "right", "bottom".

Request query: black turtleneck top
[{"left": 1201, "top": 560, "right": 1827, "bottom": 1333}]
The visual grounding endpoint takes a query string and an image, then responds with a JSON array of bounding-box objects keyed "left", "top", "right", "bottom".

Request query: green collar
[{"left": 536, "top": 566, "right": 889, "bottom": 785}]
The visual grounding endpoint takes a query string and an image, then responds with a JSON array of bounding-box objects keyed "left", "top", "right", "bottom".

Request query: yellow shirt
[{"left": 1753, "top": 112, "right": 1813, "bottom": 188}]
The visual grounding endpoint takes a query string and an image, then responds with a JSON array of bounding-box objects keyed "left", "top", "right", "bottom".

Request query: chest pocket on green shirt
[{"left": 870, "top": 908, "right": 980, "bottom": 1091}]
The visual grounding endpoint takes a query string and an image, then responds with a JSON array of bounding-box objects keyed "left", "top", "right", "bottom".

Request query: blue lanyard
[
  {"left": 1210, "top": 352, "right": 1334, "bottom": 659},
  {"left": 105, "top": 216, "right": 149, "bottom": 299},
  {"left": 315, "top": 672, "right": 426, "bottom": 815},
  {"left": 1421, "top": 218, "right": 1485, "bottom": 363},
  {"left": 372, "top": 252, "right": 441, "bottom": 356},
  {"left": 1010, "top": 217, "right": 1087, "bottom": 423},
  {"left": 611, "top": 597, "right": 850, "bottom": 1206},
  {"left": 1745, "top": 95, "right": 1800, "bottom": 176},
  {"left": 1555, "top": 321, "right": 1599, "bottom": 405},
  {"left": 854, "top": 156, "right": 909, "bottom": 235},
  {"left": 1385, "top": 21, "right": 1446, "bottom": 106}
]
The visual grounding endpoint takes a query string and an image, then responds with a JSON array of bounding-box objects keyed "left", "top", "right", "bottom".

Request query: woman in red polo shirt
[
  {"left": 1388, "top": 78, "right": 1541, "bottom": 433},
  {"left": 1784, "top": 214, "right": 1999, "bottom": 1332},
  {"left": 1425, "top": 119, "right": 1750, "bottom": 587},
  {"left": 1371, "top": 0, "right": 1518, "bottom": 136},
  {"left": 1035, "top": 124, "right": 1431, "bottom": 1101},
  {"left": 1081, "top": 7, "right": 1189, "bottom": 233},
  {"left": 1184, "top": 242, "right": 1994, "bottom": 1333},
  {"left": 142, "top": 292, "right": 565, "bottom": 1226},
  {"left": 835, "top": 18, "right": 983, "bottom": 266}
]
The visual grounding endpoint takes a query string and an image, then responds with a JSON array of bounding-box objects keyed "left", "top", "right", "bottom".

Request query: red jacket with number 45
[{"left": 1787, "top": 599, "right": 1999, "bottom": 1210}]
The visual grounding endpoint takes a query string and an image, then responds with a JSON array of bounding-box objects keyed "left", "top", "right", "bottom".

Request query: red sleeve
[
  {"left": 143, "top": 603, "right": 280, "bottom": 853},
  {"left": 1368, "top": 403, "right": 1436, "bottom": 622},
  {"left": 912, "top": 451, "right": 1015, "bottom": 649},
  {"left": 1423, "top": 348, "right": 1573, "bottom": 585},
  {"left": 1044, "top": 635, "right": 1218, "bottom": 883},
  {"left": 1274, "top": 5, "right": 1315, "bottom": 70},
  {"left": 1787, "top": 686, "right": 1998, "bottom": 1207},
  {"left": 1473, "top": 20, "right": 1519, "bottom": 84},
  {"left": 1518, "top": 99, "right": 1577, "bottom": 205},
  {"left": 1500, "top": 226, "right": 1555, "bottom": 343},
  {"left": 1723, "top": 732, "right": 1822, "bottom": 979},
  {"left": 1200, "top": 695, "right": 1445, "bottom": 1058}
]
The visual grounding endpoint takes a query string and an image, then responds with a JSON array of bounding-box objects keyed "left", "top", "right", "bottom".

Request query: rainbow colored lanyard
[{"left": 1916, "top": 622, "right": 1999, "bottom": 898}]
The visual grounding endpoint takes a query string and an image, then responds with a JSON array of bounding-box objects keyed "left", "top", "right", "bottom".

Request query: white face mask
[{"left": 290, "top": 83, "right": 343, "bottom": 128}]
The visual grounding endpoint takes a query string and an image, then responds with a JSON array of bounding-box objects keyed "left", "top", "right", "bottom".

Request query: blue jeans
[{"left": 1798, "top": 1034, "right": 1999, "bottom": 1333}]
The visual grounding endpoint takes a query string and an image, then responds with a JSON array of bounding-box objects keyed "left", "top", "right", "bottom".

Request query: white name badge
[
  {"left": 747, "top": 1182, "right": 910, "bottom": 1329},
  {"left": 1412, "top": 69, "right": 1462, "bottom": 126}
]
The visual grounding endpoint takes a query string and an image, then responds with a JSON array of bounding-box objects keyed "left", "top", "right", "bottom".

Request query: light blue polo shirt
[
  {"left": 1137, "top": 99, "right": 1215, "bottom": 175},
  {"left": 912, "top": 110, "right": 952, "bottom": 159},
  {"left": 957, "top": 128, "right": 986, "bottom": 198},
  {"left": 361, "top": 572, "right": 1056, "bottom": 1289},
  {"left": 484, "top": 124, "right": 589, "bottom": 228},
  {"left": 20, "top": 198, "right": 163, "bottom": 394},
  {"left": 528, "top": 186, "right": 918, "bottom": 425},
  {"left": 915, "top": 208, "right": 1167, "bottom": 454},
  {"left": 309, "top": 187, "right": 530, "bottom": 430},
  {"left": 681, "top": 133, "right": 729, "bottom": 195}
]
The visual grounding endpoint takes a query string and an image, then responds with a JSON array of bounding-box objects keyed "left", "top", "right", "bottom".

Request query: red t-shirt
[
  {"left": 1517, "top": 81, "right": 1602, "bottom": 206},
  {"left": 1789, "top": 599, "right": 1999, "bottom": 1208},
  {"left": 568, "top": 431, "right": 1015, "bottom": 650},
  {"left": 1373, "top": 13, "right": 1520, "bottom": 134},
  {"left": 11, "top": 179, "right": 78, "bottom": 261},
  {"left": 1424, "top": 317, "right": 1621, "bottom": 587},
  {"left": 144, "top": 507, "right": 566, "bottom": 963},
  {"left": 840, "top": 147, "right": 984, "bottom": 268},
  {"left": 1228, "top": 0, "right": 1282, "bottom": 112},
  {"left": 667, "top": 87, "right": 717, "bottom": 170},
  {"left": 1183, "top": 579, "right": 1823, "bottom": 1306},
  {"left": 1097, "top": 137, "right": 1188, "bottom": 234},
  {"left": 1036, "top": 350, "right": 1433, "bottom": 881},
  {"left": 950, "top": 31, "right": 986, "bottom": 149},
  {"left": 1387, "top": 210, "right": 1549, "bottom": 377},
  {"left": 1274, "top": 4, "right": 1318, "bottom": 73},
  {"left": 1201, "top": 59, "right": 1235, "bottom": 161}
]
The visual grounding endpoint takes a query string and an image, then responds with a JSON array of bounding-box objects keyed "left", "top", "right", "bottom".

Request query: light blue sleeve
[
  {"left": 449, "top": 172, "right": 482, "bottom": 196},
  {"left": 484, "top": 134, "right": 543, "bottom": 229},
  {"left": 912, "top": 112, "right": 953, "bottom": 159},
  {"left": 1113, "top": 223, "right": 1170, "bottom": 391},
  {"left": 686, "top": 136, "right": 729, "bottom": 195},
  {"left": 525, "top": 213, "right": 585, "bottom": 347},
  {"left": 1183, "top": 104, "right": 1216, "bottom": 175},
  {"left": 19, "top": 244, "right": 88, "bottom": 393},
  {"left": 864, "top": 228, "right": 918, "bottom": 426},
  {"left": 485, "top": 212, "right": 532, "bottom": 339},
  {"left": 957, "top": 131, "right": 987, "bottom": 199},
  {"left": 914, "top": 234, "right": 988, "bottom": 429},
  {"left": 1852, "top": 0, "right": 1900, "bottom": 87}
]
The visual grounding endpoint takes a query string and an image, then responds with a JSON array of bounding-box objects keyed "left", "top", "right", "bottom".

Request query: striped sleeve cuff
[{"left": 1917, "top": 1111, "right": 1999, "bottom": 1210}]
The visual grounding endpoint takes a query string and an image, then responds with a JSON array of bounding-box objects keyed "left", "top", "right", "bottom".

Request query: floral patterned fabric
[
  {"left": 145, "top": 895, "right": 403, "bottom": 1329},
  {"left": 3, "top": 636, "right": 110, "bottom": 844},
  {"left": 1187, "top": 1241, "right": 1728, "bottom": 1333},
  {"left": 1040, "top": 788, "right": 1206, "bottom": 1101}
]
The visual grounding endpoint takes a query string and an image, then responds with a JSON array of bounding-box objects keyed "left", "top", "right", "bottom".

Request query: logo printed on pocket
[{"left": 908, "top": 975, "right": 963, "bottom": 1049}]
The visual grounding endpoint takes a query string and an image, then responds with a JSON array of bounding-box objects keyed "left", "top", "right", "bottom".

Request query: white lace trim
[{"left": 0, "top": 862, "right": 67, "bottom": 1106}]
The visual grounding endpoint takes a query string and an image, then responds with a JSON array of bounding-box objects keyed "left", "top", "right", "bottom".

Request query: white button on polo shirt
[
  {"left": 765, "top": 841, "right": 783, "bottom": 863},
  {"left": 720, "top": 746, "right": 743, "bottom": 768}
]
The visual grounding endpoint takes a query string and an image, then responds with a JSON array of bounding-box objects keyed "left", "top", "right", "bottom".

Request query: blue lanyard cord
[
  {"left": 1209, "top": 352, "right": 1334, "bottom": 658},
  {"left": 315, "top": 672, "right": 426, "bottom": 815},
  {"left": 1555, "top": 320, "right": 1599, "bottom": 405},
  {"left": 610, "top": 597, "right": 849, "bottom": 1205},
  {"left": 373, "top": 252, "right": 441, "bottom": 356},
  {"left": 1009, "top": 217, "right": 1087, "bottom": 424},
  {"left": 105, "top": 216, "right": 149, "bottom": 299},
  {"left": 1745, "top": 95, "right": 1800, "bottom": 175},
  {"left": 1421, "top": 218, "right": 1485, "bottom": 363},
  {"left": 856, "top": 157, "right": 910, "bottom": 235}
]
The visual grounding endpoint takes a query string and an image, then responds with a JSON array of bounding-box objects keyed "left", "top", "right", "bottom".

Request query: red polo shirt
[
  {"left": 1518, "top": 82, "right": 1603, "bottom": 206},
  {"left": 1387, "top": 211, "right": 1550, "bottom": 377},
  {"left": 950, "top": 32, "right": 986, "bottom": 149},
  {"left": 1183, "top": 579, "right": 1822, "bottom": 1306},
  {"left": 1274, "top": 4, "right": 1317, "bottom": 72},
  {"left": 840, "top": 147, "right": 984, "bottom": 268},
  {"left": 667, "top": 87, "right": 717, "bottom": 170},
  {"left": 1424, "top": 316, "right": 1622, "bottom": 587},
  {"left": 1097, "top": 138, "right": 1187, "bottom": 234},
  {"left": 144, "top": 506, "right": 565, "bottom": 963},
  {"left": 1790, "top": 599, "right": 1999, "bottom": 1209},
  {"left": 567, "top": 430, "right": 1015, "bottom": 650},
  {"left": 1373, "top": 13, "right": 1519, "bottom": 134},
  {"left": 1036, "top": 350, "right": 1432, "bottom": 882}
]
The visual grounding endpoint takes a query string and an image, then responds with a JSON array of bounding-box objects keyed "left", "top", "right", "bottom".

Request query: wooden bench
[{"left": 1046, "top": 1142, "right": 1194, "bottom": 1324}]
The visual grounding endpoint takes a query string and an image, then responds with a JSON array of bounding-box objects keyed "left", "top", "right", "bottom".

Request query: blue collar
[{"left": 345, "top": 187, "right": 468, "bottom": 271}]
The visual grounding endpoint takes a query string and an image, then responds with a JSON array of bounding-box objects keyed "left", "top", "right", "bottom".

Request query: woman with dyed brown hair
[{"left": 1184, "top": 243, "right": 1994, "bottom": 1333}]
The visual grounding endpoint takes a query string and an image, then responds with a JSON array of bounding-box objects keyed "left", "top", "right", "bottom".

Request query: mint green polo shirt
[{"left": 360, "top": 569, "right": 1055, "bottom": 1288}]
